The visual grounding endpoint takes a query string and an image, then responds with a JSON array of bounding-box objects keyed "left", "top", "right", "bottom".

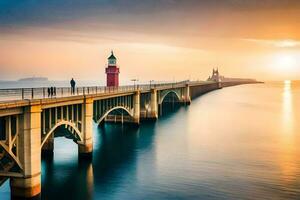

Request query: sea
[{"left": 0, "top": 81, "right": 300, "bottom": 200}]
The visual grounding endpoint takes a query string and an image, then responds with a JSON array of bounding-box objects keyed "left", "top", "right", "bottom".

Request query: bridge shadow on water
[
  {"left": 159, "top": 102, "right": 183, "bottom": 118},
  {"left": 38, "top": 101, "right": 186, "bottom": 200},
  {"left": 39, "top": 123, "right": 156, "bottom": 200}
]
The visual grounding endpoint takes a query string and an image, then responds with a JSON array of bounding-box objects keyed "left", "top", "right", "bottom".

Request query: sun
[
  {"left": 273, "top": 52, "right": 297, "bottom": 72},
  {"left": 284, "top": 80, "right": 291, "bottom": 85},
  {"left": 277, "top": 54, "right": 295, "bottom": 68}
]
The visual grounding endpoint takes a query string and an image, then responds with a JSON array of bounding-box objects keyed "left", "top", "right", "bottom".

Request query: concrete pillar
[
  {"left": 149, "top": 89, "right": 158, "bottom": 120},
  {"left": 78, "top": 98, "right": 93, "bottom": 159},
  {"left": 42, "top": 133, "right": 54, "bottom": 156},
  {"left": 218, "top": 82, "right": 223, "bottom": 89},
  {"left": 132, "top": 91, "right": 140, "bottom": 125},
  {"left": 184, "top": 84, "right": 191, "bottom": 105},
  {"left": 10, "top": 104, "right": 42, "bottom": 198}
]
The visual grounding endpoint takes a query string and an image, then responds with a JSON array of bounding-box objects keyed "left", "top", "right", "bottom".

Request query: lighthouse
[{"left": 105, "top": 51, "right": 120, "bottom": 87}]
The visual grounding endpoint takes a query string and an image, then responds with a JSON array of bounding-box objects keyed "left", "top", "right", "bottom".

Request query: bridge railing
[
  {"left": 0, "top": 81, "right": 191, "bottom": 102},
  {"left": 0, "top": 86, "right": 133, "bottom": 101}
]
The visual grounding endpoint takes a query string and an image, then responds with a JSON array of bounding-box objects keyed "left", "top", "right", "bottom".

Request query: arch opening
[
  {"left": 96, "top": 106, "right": 133, "bottom": 125},
  {"left": 41, "top": 120, "right": 82, "bottom": 149},
  {"left": 159, "top": 91, "right": 183, "bottom": 116},
  {"left": 160, "top": 91, "right": 181, "bottom": 104}
]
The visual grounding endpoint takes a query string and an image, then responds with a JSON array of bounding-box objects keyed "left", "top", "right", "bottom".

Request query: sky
[{"left": 0, "top": 0, "right": 300, "bottom": 83}]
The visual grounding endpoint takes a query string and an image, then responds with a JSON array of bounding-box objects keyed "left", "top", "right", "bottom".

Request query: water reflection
[
  {"left": 78, "top": 159, "right": 94, "bottom": 200},
  {"left": 86, "top": 163, "right": 94, "bottom": 199},
  {"left": 279, "top": 80, "right": 297, "bottom": 184},
  {"left": 41, "top": 138, "right": 95, "bottom": 200},
  {"left": 282, "top": 80, "right": 294, "bottom": 133}
]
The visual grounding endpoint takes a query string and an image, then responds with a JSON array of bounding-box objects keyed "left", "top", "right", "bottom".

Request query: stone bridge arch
[
  {"left": 158, "top": 89, "right": 183, "bottom": 104},
  {"left": 41, "top": 120, "right": 83, "bottom": 149},
  {"left": 39, "top": 102, "right": 92, "bottom": 158},
  {"left": 93, "top": 94, "right": 138, "bottom": 125},
  {"left": 96, "top": 106, "right": 133, "bottom": 125},
  {"left": 41, "top": 104, "right": 84, "bottom": 148}
]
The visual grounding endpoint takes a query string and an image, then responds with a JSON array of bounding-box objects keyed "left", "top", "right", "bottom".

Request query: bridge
[{"left": 0, "top": 80, "right": 258, "bottom": 198}]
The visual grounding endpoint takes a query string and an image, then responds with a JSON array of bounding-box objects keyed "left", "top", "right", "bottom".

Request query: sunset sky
[{"left": 0, "top": 0, "right": 300, "bottom": 83}]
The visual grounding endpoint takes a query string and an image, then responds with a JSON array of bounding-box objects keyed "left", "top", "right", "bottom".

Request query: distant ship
[{"left": 18, "top": 77, "right": 48, "bottom": 82}]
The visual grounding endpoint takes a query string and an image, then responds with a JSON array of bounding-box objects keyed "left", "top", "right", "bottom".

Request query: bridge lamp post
[
  {"left": 149, "top": 80, "right": 154, "bottom": 89},
  {"left": 131, "top": 79, "right": 139, "bottom": 90}
]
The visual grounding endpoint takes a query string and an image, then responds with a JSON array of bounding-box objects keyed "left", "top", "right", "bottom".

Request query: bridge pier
[
  {"left": 78, "top": 98, "right": 93, "bottom": 159},
  {"left": 132, "top": 91, "right": 140, "bottom": 125},
  {"left": 218, "top": 82, "right": 223, "bottom": 89},
  {"left": 149, "top": 89, "right": 158, "bottom": 120},
  {"left": 10, "top": 105, "right": 42, "bottom": 198},
  {"left": 183, "top": 85, "right": 191, "bottom": 105}
]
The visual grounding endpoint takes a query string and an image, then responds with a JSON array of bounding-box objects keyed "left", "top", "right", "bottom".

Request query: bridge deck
[{"left": 0, "top": 81, "right": 211, "bottom": 107}]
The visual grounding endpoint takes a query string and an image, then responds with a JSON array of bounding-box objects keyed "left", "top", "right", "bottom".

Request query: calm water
[{"left": 1, "top": 82, "right": 300, "bottom": 200}]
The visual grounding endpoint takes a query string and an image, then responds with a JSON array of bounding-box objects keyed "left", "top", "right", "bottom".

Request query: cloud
[
  {"left": 1, "top": 0, "right": 300, "bottom": 46},
  {"left": 242, "top": 38, "right": 300, "bottom": 49},
  {"left": 1, "top": 1, "right": 300, "bottom": 28}
]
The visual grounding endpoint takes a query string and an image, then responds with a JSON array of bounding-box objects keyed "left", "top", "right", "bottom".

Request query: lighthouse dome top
[
  {"left": 108, "top": 51, "right": 117, "bottom": 66},
  {"left": 108, "top": 51, "right": 116, "bottom": 60}
]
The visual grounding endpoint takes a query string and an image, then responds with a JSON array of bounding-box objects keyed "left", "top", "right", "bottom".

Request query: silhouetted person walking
[
  {"left": 48, "top": 87, "right": 51, "bottom": 97},
  {"left": 50, "top": 87, "right": 54, "bottom": 97},
  {"left": 70, "top": 78, "right": 76, "bottom": 95}
]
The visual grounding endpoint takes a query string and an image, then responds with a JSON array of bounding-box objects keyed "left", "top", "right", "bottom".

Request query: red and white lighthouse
[{"left": 105, "top": 51, "right": 120, "bottom": 87}]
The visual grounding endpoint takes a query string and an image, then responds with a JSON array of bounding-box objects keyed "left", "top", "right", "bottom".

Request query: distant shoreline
[{"left": 18, "top": 77, "right": 48, "bottom": 82}]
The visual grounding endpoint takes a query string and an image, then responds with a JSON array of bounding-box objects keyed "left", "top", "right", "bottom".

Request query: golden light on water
[
  {"left": 282, "top": 80, "right": 293, "bottom": 132},
  {"left": 278, "top": 80, "right": 296, "bottom": 183},
  {"left": 86, "top": 163, "right": 94, "bottom": 199},
  {"left": 284, "top": 80, "right": 292, "bottom": 85}
]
